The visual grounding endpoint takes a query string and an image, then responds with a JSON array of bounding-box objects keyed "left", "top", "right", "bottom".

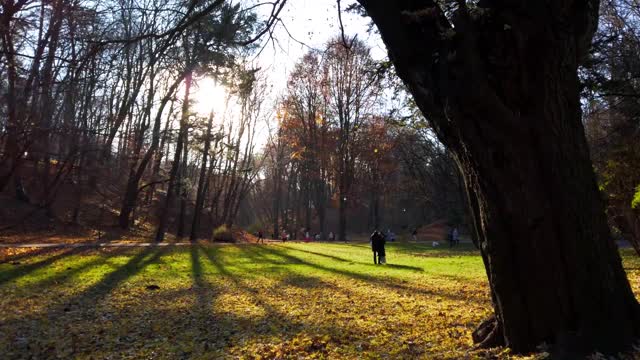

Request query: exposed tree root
[{"left": 472, "top": 315, "right": 505, "bottom": 349}]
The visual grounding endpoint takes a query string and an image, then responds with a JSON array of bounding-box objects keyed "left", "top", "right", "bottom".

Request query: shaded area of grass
[{"left": 0, "top": 243, "right": 638, "bottom": 359}]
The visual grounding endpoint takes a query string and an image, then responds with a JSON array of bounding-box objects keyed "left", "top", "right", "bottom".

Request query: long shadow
[
  {"left": 238, "top": 245, "right": 475, "bottom": 307},
  {"left": 199, "top": 245, "right": 251, "bottom": 287},
  {"left": 195, "top": 245, "right": 364, "bottom": 356},
  {"left": 0, "top": 247, "right": 91, "bottom": 286},
  {"left": 0, "top": 247, "right": 62, "bottom": 264},
  {"left": 281, "top": 247, "right": 353, "bottom": 263},
  {"left": 4, "top": 245, "right": 172, "bottom": 355},
  {"left": 22, "top": 247, "right": 133, "bottom": 290},
  {"left": 256, "top": 245, "right": 487, "bottom": 305},
  {"left": 189, "top": 245, "right": 224, "bottom": 347},
  {"left": 279, "top": 245, "right": 424, "bottom": 272},
  {"left": 390, "top": 242, "right": 479, "bottom": 257},
  {"left": 199, "top": 245, "right": 304, "bottom": 325},
  {"left": 240, "top": 244, "right": 293, "bottom": 266},
  {"left": 237, "top": 245, "right": 329, "bottom": 289},
  {"left": 385, "top": 263, "right": 424, "bottom": 272},
  {"left": 67, "top": 245, "right": 171, "bottom": 304}
]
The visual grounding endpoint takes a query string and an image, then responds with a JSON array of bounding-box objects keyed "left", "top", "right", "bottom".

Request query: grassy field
[{"left": 1, "top": 242, "right": 638, "bottom": 359}]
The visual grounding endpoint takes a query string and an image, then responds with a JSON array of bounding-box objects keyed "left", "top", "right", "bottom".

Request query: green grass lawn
[{"left": 1, "top": 242, "right": 638, "bottom": 359}]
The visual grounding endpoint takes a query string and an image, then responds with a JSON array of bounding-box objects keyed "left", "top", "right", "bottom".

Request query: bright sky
[
  {"left": 253, "top": 0, "right": 386, "bottom": 87},
  {"left": 191, "top": 0, "right": 387, "bottom": 148},
  {"left": 192, "top": 0, "right": 386, "bottom": 114}
]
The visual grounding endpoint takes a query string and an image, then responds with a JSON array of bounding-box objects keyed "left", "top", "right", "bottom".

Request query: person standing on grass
[
  {"left": 412, "top": 228, "right": 418, "bottom": 241},
  {"left": 378, "top": 233, "right": 387, "bottom": 264},
  {"left": 452, "top": 227, "right": 459, "bottom": 246},
  {"left": 257, "top": 230, "right": 264, "bottom": 244},
  {"left": 387, "top": 229, "right": 396, "bottom": 242},
  {"left": 370, "top": 230, "right": 386, "bottom": 264}
]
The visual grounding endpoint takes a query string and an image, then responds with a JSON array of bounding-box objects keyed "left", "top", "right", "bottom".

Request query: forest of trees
[
  {"left": 247, "top": 39, "right": 466, "bottom": 241},
  {"left": 0, "top": 0, "right": 467, "bottom": 242},
  {"left": 1, "top": 0, "right": 640, "bottom": 356},
  {"left": 0, "top": 0, "right": 275, "bottom": 241}
]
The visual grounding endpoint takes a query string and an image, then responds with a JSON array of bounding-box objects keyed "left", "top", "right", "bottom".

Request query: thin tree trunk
[
  {"left": 176, "top": 134, "right": 189, "bottom": 239},
  {"left": 119, "top": 74, "right": 182, "bottom": 229},
  {"left": 156, "top": 71, "right": 192, "bottom": 242},
  {"left": 190, "top": 112, "right": 214, "bottom": 241}
]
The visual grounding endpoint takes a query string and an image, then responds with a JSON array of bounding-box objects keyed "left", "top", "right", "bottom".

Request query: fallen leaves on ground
[{"left": 0, "top": 243, "right": 638, "bottom": 359}]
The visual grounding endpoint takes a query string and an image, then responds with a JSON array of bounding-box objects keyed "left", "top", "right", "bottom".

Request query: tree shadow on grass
[
  {"left": 3, "top": 245, "right": 173, "bottom": 357},
  {"left": 189, "top": 245, "right": 225, "bottom": 345},
  {"left": 278, "top": 273, "right": 326, "bottom": 289},
  {"left": 0, "top": 247, "right": 92, "bottom": 286},
  {"left": 21, "top": 247, "right": 133, "bottom": 290},
  {"left": 68, "top": 245, "right": 171, "bottom": 303},
  {"left": 198, "top": 245, "right": 371, "bottom": 355},
  {"left": 199, "top": 245, "right": 306, "bottom": 324},
  {"left": 279, "top": 246, "right": 424, "bottom": 272},
  {"left": 254, "top": 245, "right": 487, "bottom": 306},
  {"left": 0, "top": 247, "right": 62, "bottom": 264},
  {"left": 389, "top": 242, "right": 479, "bottom": 257},
  {"left": 384, "top": 263, "right": 424, "bottom": 272},
  {"left": 282, "top": 247, "right": 353, "bottom": 263}
]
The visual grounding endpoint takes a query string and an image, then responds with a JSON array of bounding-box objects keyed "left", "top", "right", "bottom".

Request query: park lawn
[{"left": 0, "top": 243, "right": 638, "bottom": 359}]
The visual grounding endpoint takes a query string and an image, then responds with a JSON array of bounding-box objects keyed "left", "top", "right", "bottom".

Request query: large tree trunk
[{"left": 358, "top": 0, "right": 640, "bottom": 355}]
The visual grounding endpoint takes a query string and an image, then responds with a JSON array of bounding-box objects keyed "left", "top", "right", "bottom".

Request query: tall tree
[
  {"left": 355, "top": 0, "right": 639, "bottom": 355},
  {"left": 324, "top": 38, "right": 380, "bottom": 241},
  {"left": 283, "top": 52, "right": 332, "bottom": 238}
]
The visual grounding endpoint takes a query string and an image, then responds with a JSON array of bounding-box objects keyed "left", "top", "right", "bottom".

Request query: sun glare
[{"left": 192, "top": 77, "right": 228, "bottom": 117}]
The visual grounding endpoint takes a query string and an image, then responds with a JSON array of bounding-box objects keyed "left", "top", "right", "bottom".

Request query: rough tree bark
[{"left": 357, "top": 0, "right": 640, "bottom": 355}]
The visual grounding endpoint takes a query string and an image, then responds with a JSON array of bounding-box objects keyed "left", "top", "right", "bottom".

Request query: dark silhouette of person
[{"left": 370, "top": 230, "right": 386, "bottom": 264}]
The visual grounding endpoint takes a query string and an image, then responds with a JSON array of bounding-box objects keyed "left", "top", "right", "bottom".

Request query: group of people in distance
[
  {"left": 257, "top": 225, "right": 460, "bottom": 264},
  {"left": 369, "top": 228, "right": 403, "bottom": 264},
  {"left": 255, "top": 229, "right": 337, "bottom": 244}
]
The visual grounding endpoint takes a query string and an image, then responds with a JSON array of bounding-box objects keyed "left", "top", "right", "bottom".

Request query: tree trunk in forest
[
  {"left": 315, "top": 179, "right": 326, "bottom": 239},
  {"left": 191, "top": 112, "right": 214, "bottom": 241},
  {"left": 304, "top": 182, "right": 311, "bottom": 231},
  {"left": 338, "top": 184, "right": 347, "bottom": 242},
  {"left": 156, "top": 72, "right": 192, "bottom": 242},
  {"left": 118, "top": 75, "right": 183, "bottom": 229},
  {"left": 176, "top": 136, "right": 189, "bottom": 239},
  {"left": 357, "top": 0, "right": 640, "bottom": 355},
  {"left": 147, "top": 100, "right": 176, "bottom": 204},
  {"left": 272, "top": 169, "right": 281, "bottom": 239},
  {"left": 621, "top": 209, "right": 640, "bottom": 256}
]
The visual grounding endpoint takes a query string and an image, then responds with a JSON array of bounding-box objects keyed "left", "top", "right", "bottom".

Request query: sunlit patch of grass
[{"left": 0, "top": 243, "right": 638, "bottom": 359}]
